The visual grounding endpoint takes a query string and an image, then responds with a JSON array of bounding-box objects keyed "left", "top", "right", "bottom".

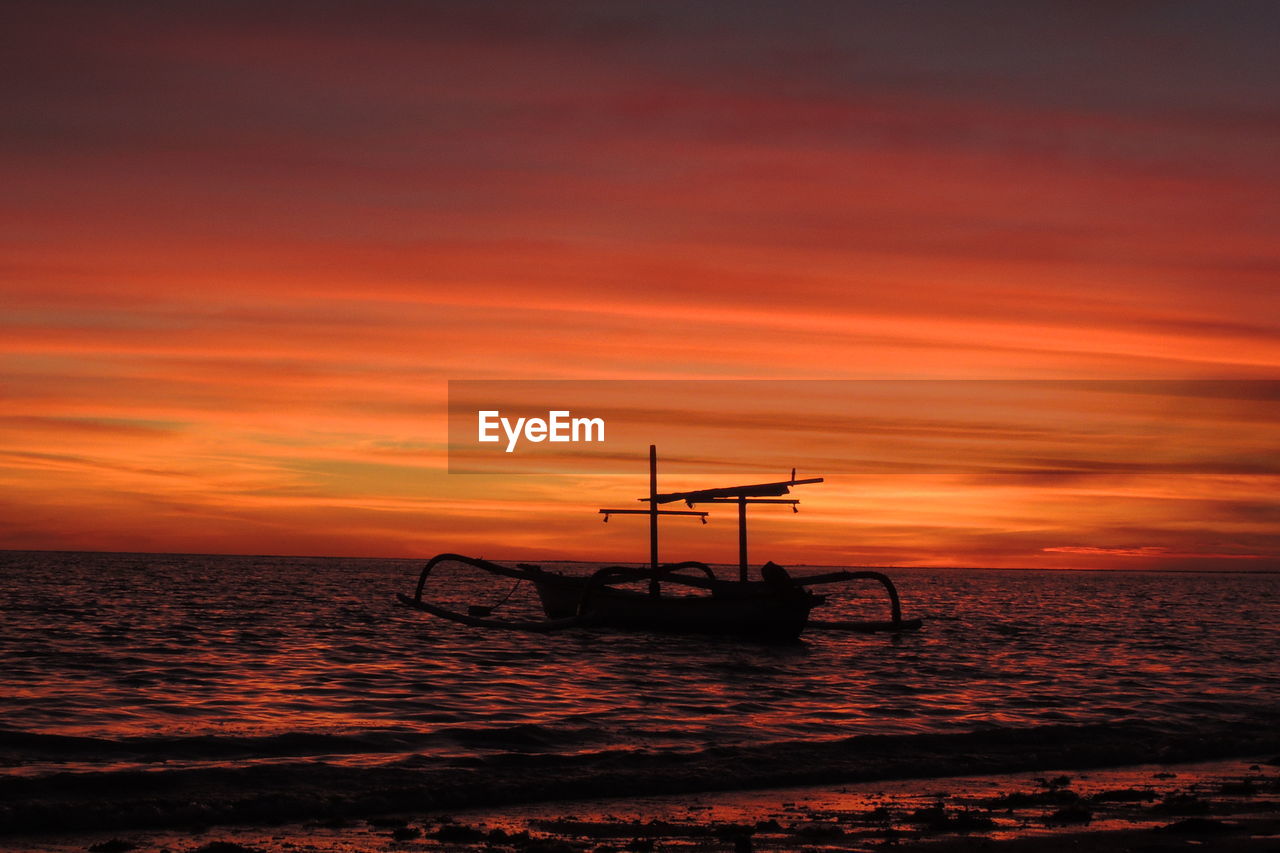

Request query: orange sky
[{"left": 2, "top": 3, "right": 1277, "bottom": 569}]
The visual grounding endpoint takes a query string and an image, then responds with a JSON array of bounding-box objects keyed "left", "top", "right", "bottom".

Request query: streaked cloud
[{"left": 1, "top": 2, "right": 1277, "bottom": 565}]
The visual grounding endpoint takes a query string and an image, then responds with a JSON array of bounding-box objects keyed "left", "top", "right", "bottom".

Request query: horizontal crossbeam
[
  {"left": 647, "top": 476, "right": 823, "bottom": 504},
  {"left": 598, "top": 509, "right": 708, "bottom": 517},
  {"left": 685, "top": 498, "right": 799, "bottom": 505}
]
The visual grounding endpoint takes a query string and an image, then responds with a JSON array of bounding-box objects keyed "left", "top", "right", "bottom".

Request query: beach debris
[
  {"left": 1046, "top": 802, "right": 1093, "bottom": 824},
  {"left": 1219, "top": 777, "right": 1257, "bottom": 796},
  {"left": 791, "top": 821, "right": 847, "bottom": 839},
  {"left": 711, "top": 823, "right": 755, "bottom": 839},
  {"left": 88, "top": 841, "right": 138, "bottom": 853},
  {"left": 1092, "top": 787, "right": 1158, "bottom": 802},
  {"left": 191, "top": 843, "right": 263, "bottom": 853},
  {"left": 429, "top": 822, "right": 488, "bottom": 842},
  {"left": 907, "top": 805, "right": 995, "bottom": 833},
  {"left": 527, "top": 818, "right": 754, "bottom": 841},
  {"left": 1217, "top": 773, "right": 1279, "bottom": 795},
  {"left": 1037, "top": 775, "right": 1073, "bottom": 790},
  {"left": 521, "top": 843, "right": 578, "bottom": 853},
  {"left": 981, "top": 787, "right": 1078, "bottom": 809},
  {"left": 492, "top": 829, "right": 531, "bottom": 845},
  {"left": 1152, "top": 792, "right": 1212, "bottom": 814},
  {"left": 1161, "top": 817, "right": 1243, "bottom": 834}
]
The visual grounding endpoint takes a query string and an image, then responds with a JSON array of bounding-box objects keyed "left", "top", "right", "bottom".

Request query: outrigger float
[{"left": 397, "top": 446, "right": 922, "bottom": 641}]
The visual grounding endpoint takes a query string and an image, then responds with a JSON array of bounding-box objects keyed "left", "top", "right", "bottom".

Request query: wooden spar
[
  {"left": 600, "top": 509, "right": 707, "bottom": 517},
  {"left": 600, "top": 451, "right": 823, "bottom": 585},
  {"left": 648, "top": 445, "right": 658, "bottom": 595},
  {"left": 663, "top": 475, "right": 822, "bottom": 582},
  {"left": 651, "top": 477, "right": 823, "bottom": 504},
  {"left": 649, "top": 444, "right": 658, "bottom": 573},
  {"left": 689, "top": 498, "right": 798, "bottom": 505},
  {"left": 598, "top": 446, "right": 708, "bottom": 593}
]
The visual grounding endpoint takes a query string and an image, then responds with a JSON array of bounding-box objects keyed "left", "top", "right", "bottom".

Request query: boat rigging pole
[
  {"left": 650, "top": 444, "right": 658, "bottom": 572},
  {"left": 599, "top": 446, "right": 708, "bottom": 595},
  {"left": 649, "top": 444, "right": 658, "bottom": 592},
  {"left": 602, "top": 451, "right": 822, "bottom": 585},
  {"left": 657, "top": 473, "right": 821, "bottom": 582}
]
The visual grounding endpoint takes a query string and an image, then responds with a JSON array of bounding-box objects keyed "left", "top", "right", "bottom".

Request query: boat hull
[{"left": 531, "top": 575, "right": 815, "bottom": 642}]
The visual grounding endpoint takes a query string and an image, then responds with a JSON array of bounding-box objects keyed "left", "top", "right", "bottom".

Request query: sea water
[{"left": 2, "top": 551, "right": 1277, "bottom": 785}]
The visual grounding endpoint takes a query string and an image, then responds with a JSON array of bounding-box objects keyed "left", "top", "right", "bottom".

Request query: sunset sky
[{"left": 3, "top": 2, "right": 1277, "bottom": 568}]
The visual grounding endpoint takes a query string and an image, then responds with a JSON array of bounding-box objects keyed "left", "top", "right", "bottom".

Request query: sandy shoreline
[{"left": 6, "top": 755, "right": 1279, "bottom": 852}]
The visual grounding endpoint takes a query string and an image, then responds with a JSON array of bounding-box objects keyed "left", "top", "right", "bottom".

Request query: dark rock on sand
[
  {"left": 192, "top": 843, "right": 264, "bottom": 853},
  {"left": 430, "top": 823, "right": 489, "bottom": 842},
  {"left": 791, "top": 822, "right": 847, "bottom": 838},
  {"left": 1092, "top": 787, "right": 1157, "bottom": 802},
  {"left": 711, "top": 823, "right": 755, "bottom": 839},
  {"left": 983, "top": 788, "right": 1079, "bottom": 809},
  {"left": 1047, "top": 803, "right": 1093, "bottom": 824},
  {"left": 1219, "top": 778, "right": 1258, "bottom": 795},
  {"left": 1161, "top": 817, "right": 1242, "bottom": 834},
  {"left": 909, "top": 805, "right": 995, "bottom": 832},
  {"left": 496, "top": 828, "right": 531, "bottom": 845},
  {"left": 88, "top": 841, "right": 138, "bottom": 853},
  {"left": 521, "top": 842, "right": 577, "bottom": 853},
  {"left": 1151, "top": 793, "right": 1212, "bottom": 814}
]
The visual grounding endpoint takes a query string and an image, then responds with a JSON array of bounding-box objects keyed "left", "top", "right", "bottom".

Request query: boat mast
[
  {"left": 649, "top": 444, "right": 658, "bottom": 573},
  {"left": 598, "top": 446, "right": 708, "bottom": 591},
  {"left": 600, "top": 449, "right": 818, "bottom": 585}
]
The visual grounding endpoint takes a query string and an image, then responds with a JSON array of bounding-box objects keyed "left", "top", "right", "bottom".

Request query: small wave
[
  {"left": 0, "top": 720, "right": 619, "bottom": 767},
  {"left": 0, "top": 728, "right": 428, "bottom": 761},
  {"left": 441, "top": 722, "right": 613, "bottom": 751},
  {"left": 4, "top": 716, "right": 1280, "bottom": 836}
]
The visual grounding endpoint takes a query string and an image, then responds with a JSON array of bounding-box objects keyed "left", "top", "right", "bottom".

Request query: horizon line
[{"left": 2, "top": 547, "right": 1277, "bottom": 575}]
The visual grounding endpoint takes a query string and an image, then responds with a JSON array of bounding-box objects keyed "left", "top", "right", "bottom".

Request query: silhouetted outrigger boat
[{"left": 397, "top": 447, "right": 922, "bottom": 641}]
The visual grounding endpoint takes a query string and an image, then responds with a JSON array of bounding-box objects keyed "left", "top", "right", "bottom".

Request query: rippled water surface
[{"left": 2, "top": 551, "right": 1278, "bottom": 777}]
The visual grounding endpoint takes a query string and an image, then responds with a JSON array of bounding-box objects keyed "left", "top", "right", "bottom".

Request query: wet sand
[{"left": 8, "top": 756, "right": 1279, "bottom": 853}]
